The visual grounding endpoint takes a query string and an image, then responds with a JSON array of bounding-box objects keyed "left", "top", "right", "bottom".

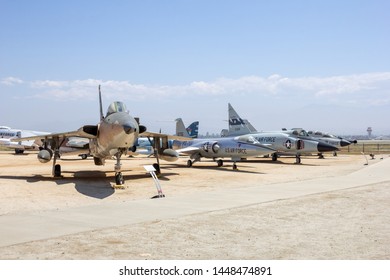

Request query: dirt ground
[{"left": 0, "top": 151, "right": 389, "bottom": 259}]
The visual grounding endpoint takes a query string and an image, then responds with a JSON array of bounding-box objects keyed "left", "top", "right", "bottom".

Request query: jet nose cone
[
  {"left": 340, "top": 139, "right": 351, "bottom": 147},
  {"left": 318, "top": 142, "right": 338, "bottom": 152}
]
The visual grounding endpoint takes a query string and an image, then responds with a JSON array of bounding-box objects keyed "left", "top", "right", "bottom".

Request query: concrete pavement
[{"left": 1, "top": 158, "right": 389, "bottom": 248}]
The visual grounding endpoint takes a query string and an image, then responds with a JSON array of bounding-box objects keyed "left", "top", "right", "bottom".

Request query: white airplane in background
[{"left": 0, "top": 126, "right": 48, "bottom": 154}]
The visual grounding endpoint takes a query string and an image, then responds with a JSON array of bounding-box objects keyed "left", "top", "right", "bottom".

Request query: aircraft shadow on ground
[
  {"left": 160, "top": 163, "right": 265, "bottom": 174},
  {"left": 0, "top": 169, "right": 179, "bottom": 199}
]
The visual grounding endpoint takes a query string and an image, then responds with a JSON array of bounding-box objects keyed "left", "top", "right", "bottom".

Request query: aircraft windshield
[
  {"left": 106, "top": 102, "right": 128, "bottom": 116},
  {"left": 236, "top": 135, "right": 259, "bottom": 144}
]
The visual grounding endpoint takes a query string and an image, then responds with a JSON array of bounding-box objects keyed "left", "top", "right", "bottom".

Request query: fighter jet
[
  {"left": 283, "top": 128, "right": 355, "bottom": 157},
  {"left": 14, "top": 86, "right": 183, "bottom": 186},
  {"left": 225, "top": 103, "right": 339, "bottom": 163},
  {"left": 172, "top": 134, "right": 276, "bottom": 169}
]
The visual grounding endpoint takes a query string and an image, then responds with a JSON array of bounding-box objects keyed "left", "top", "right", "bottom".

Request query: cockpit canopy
[
  {"left": 106, "top": 101, "right": 128, "bottom": 117},
  {"left": 235, "top": 135, "right": 259, "bottom": 144},
  {"left": 291, "top": 129, "right": 309, "bottom": 137}
]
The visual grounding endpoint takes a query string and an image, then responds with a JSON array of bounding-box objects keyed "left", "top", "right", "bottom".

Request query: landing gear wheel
[
  {"left": 333, "top": 151, "right": 337, "bottom": 157},
  {"left": 295, "top": 156, "right": 301, "bottom": 164},
  {"left": 233, "top": 163, "right": 237, "bottom": 170},
  {"left": 115, "top": 172, "right": 124, "bottom": 185},
  {"left": 153, "top": 163, "right": 161, "bottom": 175},
  {"left": 272, "top": 153, "right": 278, "bottom": 161},
  {"left": 54, "top": 164, "right": 61, "bottom": 177},
  {"left": 187, "top": 160, "right": 193, "bottom": 167},
  {"left": 217, "top": 159, "right": 223, "bottom": 167}
]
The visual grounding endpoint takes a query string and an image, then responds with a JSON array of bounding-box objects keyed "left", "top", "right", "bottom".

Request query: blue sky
[{"left": 1, "top": 0, "right": 389, "bottom": 136}]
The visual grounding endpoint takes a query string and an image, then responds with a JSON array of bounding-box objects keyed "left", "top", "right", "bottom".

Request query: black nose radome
[{"left": 318, "top": 142, "right": 338, "bottom": 152}]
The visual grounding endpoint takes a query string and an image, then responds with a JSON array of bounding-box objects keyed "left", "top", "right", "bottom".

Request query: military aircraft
[
  {"left": 0, "top": 126, "right": 49, "bottom": 154},
  {"left": 280, "top": 128, "right": 355, "bottom": 157},
  {"left": 14, "top": 86, "right": 184, "bottom": 186},
  {"left": 172, "top": 134, "right": 276, "bottom": 169},
  {"left": 224, "top": 103, "right": 339, "bottom": 163}
]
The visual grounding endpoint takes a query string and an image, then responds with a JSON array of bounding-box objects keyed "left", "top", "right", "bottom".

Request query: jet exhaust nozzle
[{"left": 37, "top": 149, "right": 53, "bottom": 163}]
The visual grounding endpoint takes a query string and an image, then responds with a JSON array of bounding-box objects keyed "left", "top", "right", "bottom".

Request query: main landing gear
[{"left": 295, "top": 154, "right": 301, "bottom": 164}]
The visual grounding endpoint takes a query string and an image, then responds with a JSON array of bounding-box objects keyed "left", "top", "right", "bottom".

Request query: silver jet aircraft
[
  {"left": 14, "top": 86, "right": 183, "bottom": 186},
  {"left": 172, "top": 134, "right": 276, "bottom": 169},
  {"left": 224, "top": 103, "right": 339, "bottom": 163}
]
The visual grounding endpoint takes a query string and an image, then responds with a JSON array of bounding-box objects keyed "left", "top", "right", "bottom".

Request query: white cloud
[
  {"left": 5, "top": 72, "right": 389, "bottom": 106},
  {"left": 1, "top": 77, "right": 24, "bottom": 86}
]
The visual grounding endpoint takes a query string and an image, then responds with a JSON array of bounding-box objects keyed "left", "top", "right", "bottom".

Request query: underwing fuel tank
[
  {"left": 37, "top": 149, "right": 53, "bottom": 163},
  {"left": 159, "top": 148, "right": 179, "bottom": 162}
]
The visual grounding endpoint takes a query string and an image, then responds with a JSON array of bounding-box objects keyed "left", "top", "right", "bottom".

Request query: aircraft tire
[
  {"left": 153, "top": 163, "right": 161, "bottom": 175},
  {"left": 272, "top": 153, "right": 277, "bottom": 161},
  {"left": 115, "top": 172, "right": 124, "bottom": 185},
  {"left": 233, "top": 163, "right": 237, "bottom": 170},
  {"left": 54, "top": 164, "right": 61, "bottom": 177},
  {"left": 217, "top": 159, "right": 223, "bottom": 167},
  {"left": 187, "top": 160, "right": 192, "bottom": 167}
]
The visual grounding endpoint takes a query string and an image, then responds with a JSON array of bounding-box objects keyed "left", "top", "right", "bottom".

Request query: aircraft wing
[
  {"left": 174, "top": 146, "right": 200, "bottom": 155},
  {"left": 140, "top": 131, "right": 191, "bottom": 141},
  {"left": 12, "top": 126, "right": 98, "bottom": 142}
]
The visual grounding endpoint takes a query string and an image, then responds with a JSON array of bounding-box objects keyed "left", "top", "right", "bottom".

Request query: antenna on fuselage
[{"left": 99, "top": 85, "right": 104, "bottom": 121}]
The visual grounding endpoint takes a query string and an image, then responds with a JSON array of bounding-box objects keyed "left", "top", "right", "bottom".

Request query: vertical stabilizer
[
  {"left": 99, "top": 85, "right": 104, "bottom": 121},
  {"left": 186, "top": 121, "right": 199, "bottom": 138},
  {"left": 175, "top": 118, "right": 190, "bottom": 137},
  {"left": 228, "top": 103, "right": 256, "bottom": 136}
]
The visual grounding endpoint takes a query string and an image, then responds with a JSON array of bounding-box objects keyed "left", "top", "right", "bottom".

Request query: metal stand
[{"left": 144, "top": 165, "right": 165, "bottom": 199}]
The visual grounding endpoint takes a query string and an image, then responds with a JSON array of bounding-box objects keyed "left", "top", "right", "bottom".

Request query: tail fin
[
  {"left": 186, "top": 121, "right": 199, "bottom": 138},
  {"left": 228, "top": 103, "right": 257, "bottom": 136},
  {"left": 99, "top": 85, "right": 104, "bottom": 121},
  {"left": 175, "top": 118, "right": 190, "bottom": 137}
]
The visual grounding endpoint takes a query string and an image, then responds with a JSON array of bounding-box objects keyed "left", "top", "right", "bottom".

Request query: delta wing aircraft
[
  {"left": 279, "top": 128, "right": 355, "bottom": 157},
  {"left": 172, "top": 134, "right": 276, "bottom": 169},
  {"left": 0, "top": 126, "right": 49, "bottom": 154},
  {"left": 225, "top": 103, "right": 338, "bottom": 163},
  {"left": 14, "top": 86, "right": 186, "bottom": 186}
]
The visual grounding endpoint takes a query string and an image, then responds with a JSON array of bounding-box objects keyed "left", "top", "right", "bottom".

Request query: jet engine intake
[
  {"left": 296, "top": 139, "right": 304, "bottom": 150},
  {"left": 202, "top": 142, "right": 220, "bottom": 154},
  {"left": 37, "top": 149, "right": 53, "bottom": 163}
]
